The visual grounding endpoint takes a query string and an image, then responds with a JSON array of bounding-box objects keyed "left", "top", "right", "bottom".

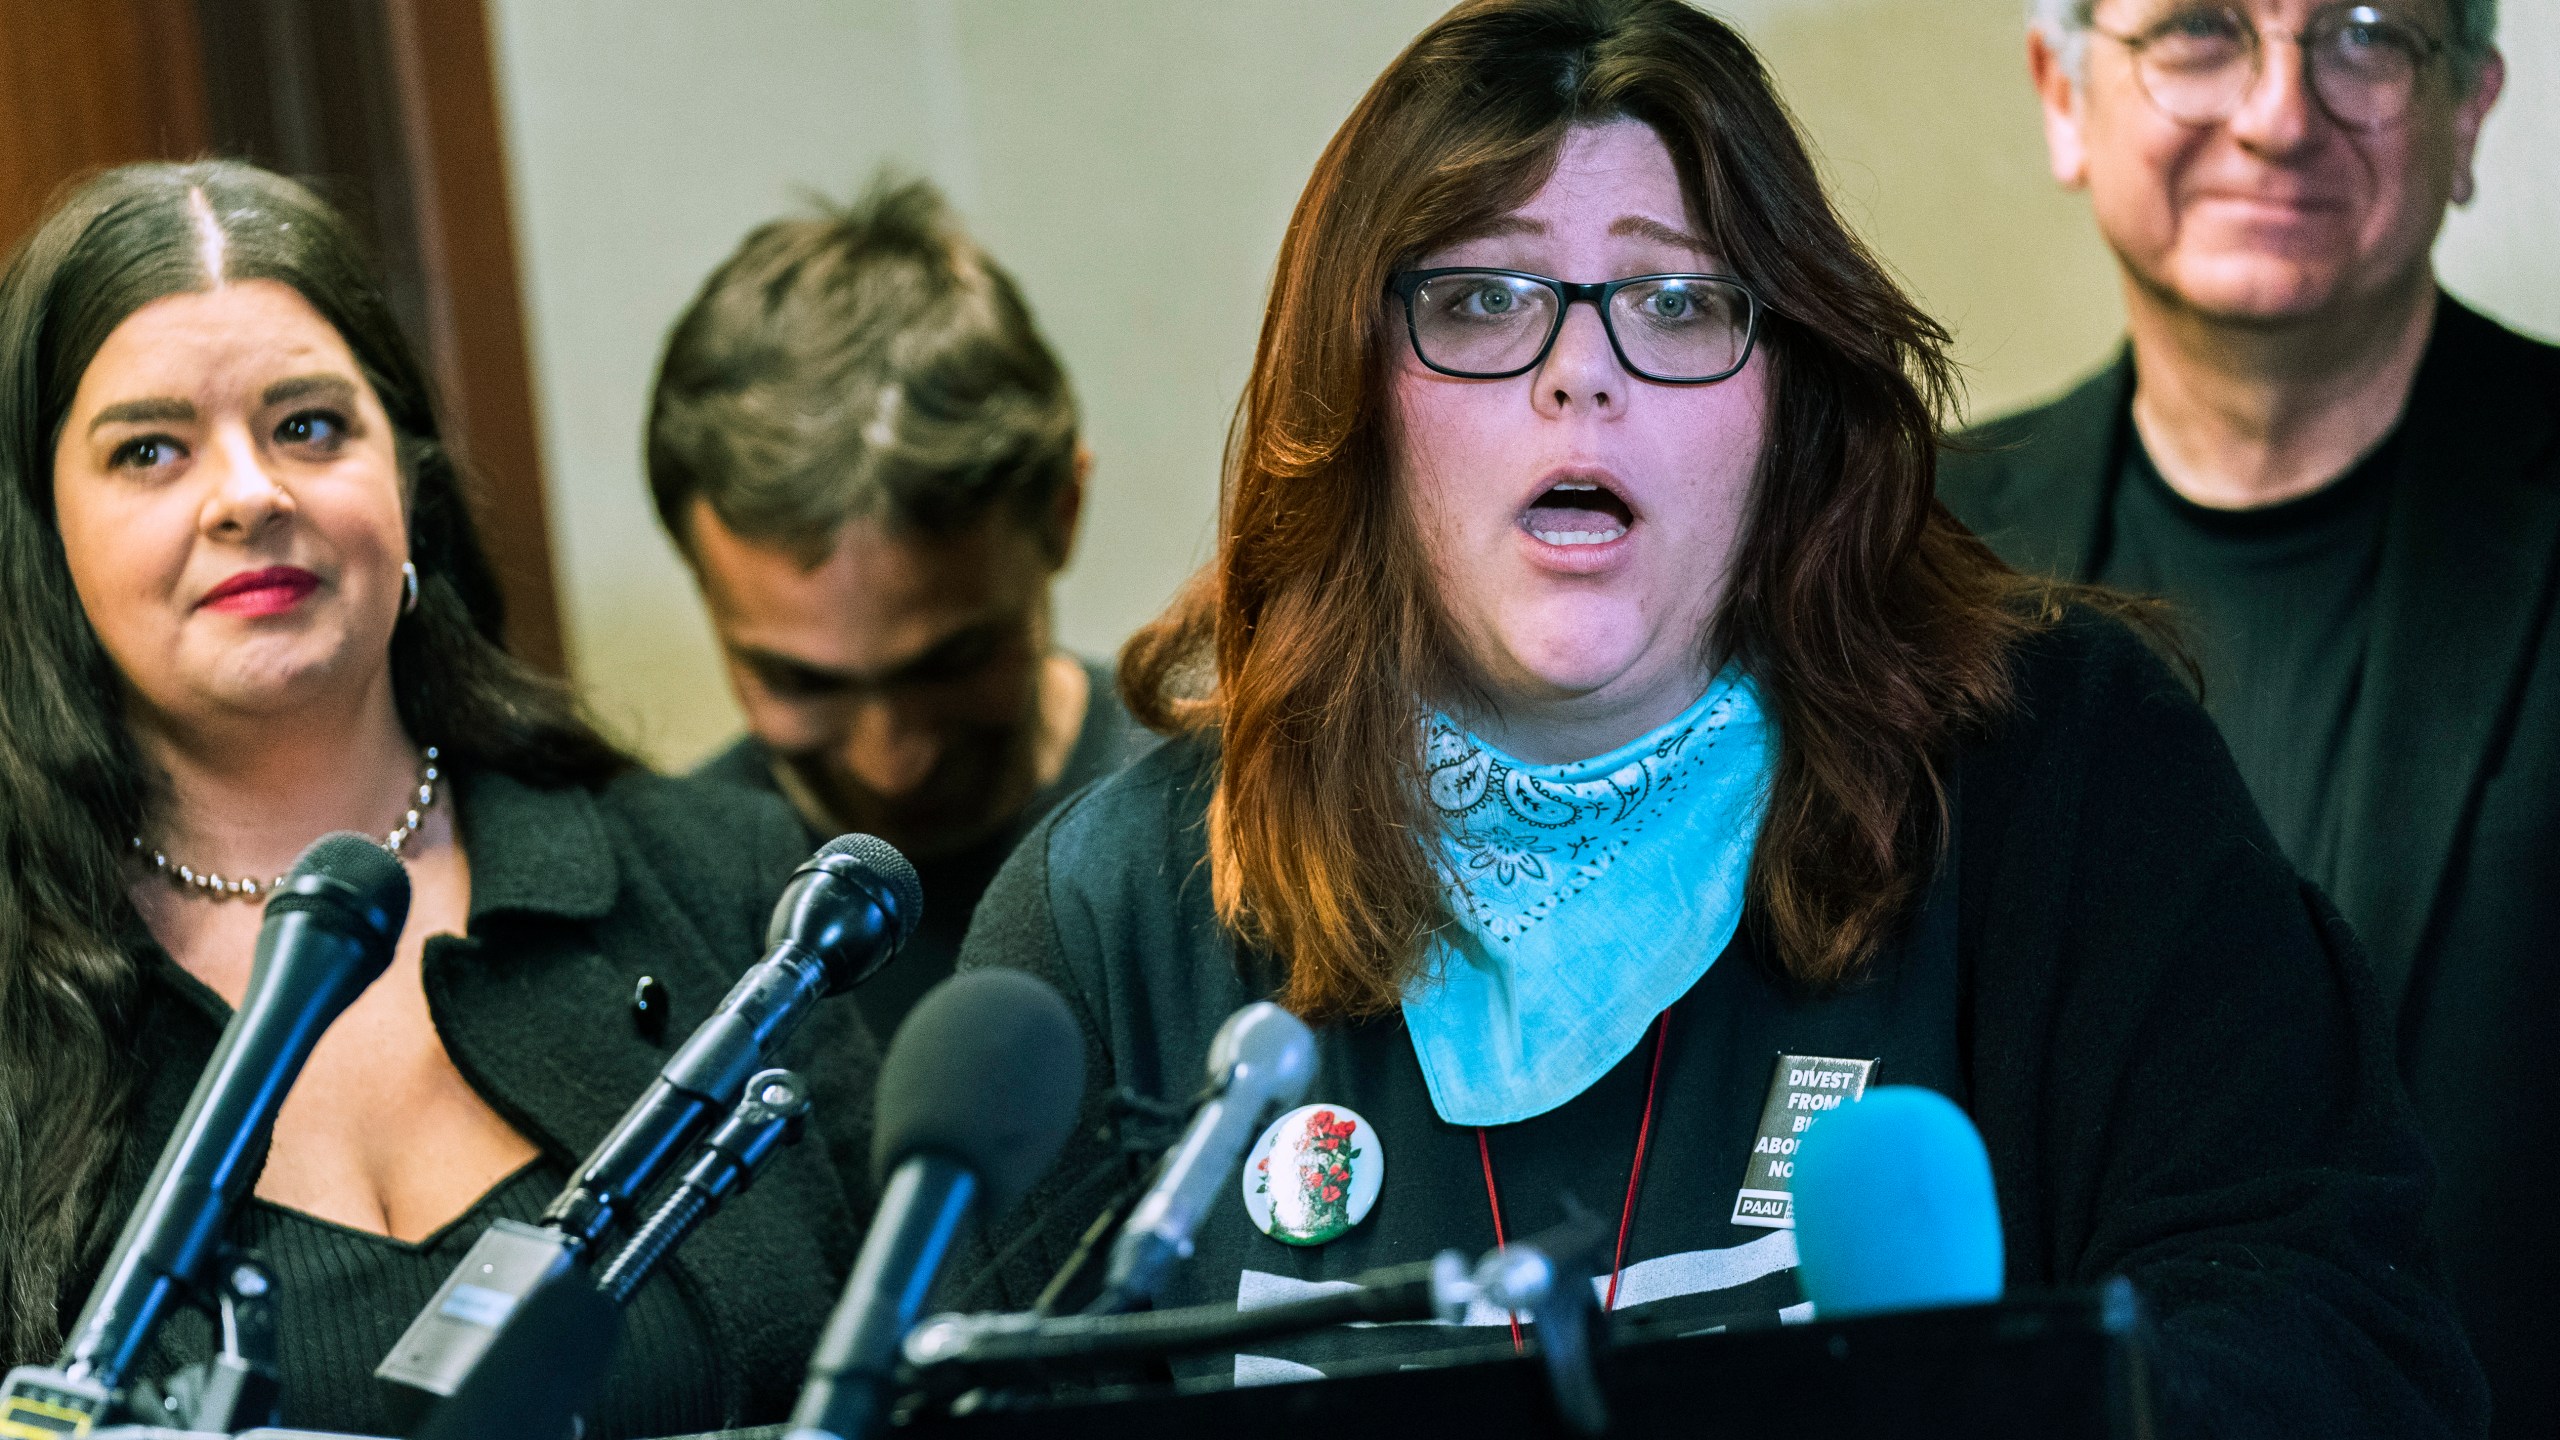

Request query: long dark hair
[
  {"left": 1121, "top": 0, "right": 2045, "bottom": 1020},
  {"left": 0, "top": 160, "right": 625, "bottom": 1362}
]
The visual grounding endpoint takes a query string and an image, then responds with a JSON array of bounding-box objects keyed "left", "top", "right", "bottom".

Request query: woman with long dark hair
[
  {"left": 0, "top": 161, "right": 877, "bottom": 1434},
  {"left": 958, "top": 1, "right": 2481, "bottom": 1430}
]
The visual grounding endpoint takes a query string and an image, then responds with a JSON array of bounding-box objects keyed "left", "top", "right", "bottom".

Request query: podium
[{"left": 907, "top": 1288, "right": 2151, "bottom": 1440}]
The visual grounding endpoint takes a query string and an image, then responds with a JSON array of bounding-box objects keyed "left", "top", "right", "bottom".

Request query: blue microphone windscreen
[{"left": 1790, "top": 1085, "right": 2003, "bottom": 1318}]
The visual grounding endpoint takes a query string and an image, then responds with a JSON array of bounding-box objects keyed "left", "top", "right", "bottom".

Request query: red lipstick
[{"left": 200, "top": 566, "right": 320, "bottom": 617}]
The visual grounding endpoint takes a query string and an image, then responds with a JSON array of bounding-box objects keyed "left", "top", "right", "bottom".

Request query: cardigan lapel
[
  {"left": 1971, "top": 353, "right": 2129, "bottom": 580},
  {"left": 2328, "top": 298, "right": 2560, "bottom": 1011},
  {"left": 457, "top": 770, "right": 618, "bottom": 923},
  {"left": 430, "top": 771, "right": 671, "bottom": 1159}
]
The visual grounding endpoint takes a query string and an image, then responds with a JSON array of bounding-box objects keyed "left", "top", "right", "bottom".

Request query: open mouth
[{"left": 1520, "top": 481, "right": 1634, "bottom": 547}]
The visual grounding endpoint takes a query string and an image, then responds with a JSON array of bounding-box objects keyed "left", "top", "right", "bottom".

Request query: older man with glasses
[{"left": 1942, "top": 2, "right": 2554, "bottom": 1431}]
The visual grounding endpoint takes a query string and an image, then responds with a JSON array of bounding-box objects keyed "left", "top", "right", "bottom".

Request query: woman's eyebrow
[
  {"left": 1435, "top": 215, "right": 1546, "bottom": 249},
  {"left": 1610, "top": 215, "right": 1711, "bottom": 251},
  {"left": 87, "top": 398, "right": 196, "bottom": 434},
  {"left": 262, "top": 373, "right": 359, "bottom": 408}
]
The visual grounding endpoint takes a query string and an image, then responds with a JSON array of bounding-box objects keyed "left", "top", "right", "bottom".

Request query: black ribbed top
[{"left": 138, "top": 1161, "right": 725, "bottom": 1438}]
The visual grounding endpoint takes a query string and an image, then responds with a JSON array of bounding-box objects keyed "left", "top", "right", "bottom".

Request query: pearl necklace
[{"left": 134, "top": 747, "right": 442, "bottom": 901}]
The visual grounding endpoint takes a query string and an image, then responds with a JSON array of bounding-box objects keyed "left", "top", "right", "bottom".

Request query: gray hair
[{"left": 2027, "top": 0, "right": 2499, "bottom": 90}]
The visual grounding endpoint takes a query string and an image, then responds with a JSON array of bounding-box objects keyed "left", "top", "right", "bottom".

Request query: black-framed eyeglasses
[
  {"left": 2092, "top": 2, "right": 2447, "bottom": 131},
  {"left": 1388, "top": 268, "right": 1763, "bottom": 385}
]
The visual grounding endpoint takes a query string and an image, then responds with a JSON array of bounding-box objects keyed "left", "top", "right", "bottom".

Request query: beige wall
[
  {"left": 1730, "top": 0, "right": 2559, "bottom": 410},
  {"left": 489, "top": 0, "right": 2560, "bottom": 769}
]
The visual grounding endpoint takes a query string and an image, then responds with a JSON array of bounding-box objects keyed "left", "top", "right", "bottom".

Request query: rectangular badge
[{"left": 1729, "top": 1052, "right": 1876, "bottom": 1229}]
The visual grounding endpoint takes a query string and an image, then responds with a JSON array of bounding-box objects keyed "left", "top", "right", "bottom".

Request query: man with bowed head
[
  {"left": 1940, "top": 1, "right": 2555, "bottom": 1430},
  {"left": 648, "top": 176, "right": 1141, "bottom": 1044}
]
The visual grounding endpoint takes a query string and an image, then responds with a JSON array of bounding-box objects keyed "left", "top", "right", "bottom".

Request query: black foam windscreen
[
  {"left": 274, "top": 830, "right": 411, "bottom": 942},
  {"left": 870, "top": 970, "right": 1083, "bottom": 1217},
  {"left": 817, "top": 832, "right": 923, "bottom": 949}
]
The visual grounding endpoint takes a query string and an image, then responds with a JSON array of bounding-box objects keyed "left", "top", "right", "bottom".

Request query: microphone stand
[
  {"left": 905, "top": 1255, "right": 1468, "bottom": 1387},
  {"left": 405, "top": 1072, "right": 816, "bottom": 1440},
  {"left": 903, "top": 1219, "right": 1613, "bottom": 1437},
  {"left": 155, "top": 1255, "right": 285, "bottom": 1435},
  {"left": 594, "top": 1069, "right": 811, "bottom": 1305},
  {"left": 1480, "top": 1225, "right": 1609, "bottom": 1438},
  {"left": 380, "top": 837, "right": 915, "bottom": 1419}
]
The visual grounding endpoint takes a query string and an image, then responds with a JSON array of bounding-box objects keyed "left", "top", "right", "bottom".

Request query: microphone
[
  {"left": 1, "top": 834, "right": 406, "bottom": 1427},
  {"left": 899, "top": 1218, "right": 1598, "bottom": 1406},
  {"left": 377, "top": 833, "right": 919, "bottom": 1410},
  {"left": 1789, "top": 1085, "right": 2004, "bottom": 1318},
  {"left": 785, "top": 969, "right": 1086, "bottom": 1440},
  {"left": 542, "top": 832, "right": 922, "bottom": 1247},
  {"left": 1095, "top": 1001, "right": 1316, "bottom": 1312},
  {"left": 594, "top": 1067, "right": 813, "bottom": 1306},
  {"left": 905, "top": 1253, "right": 1469, "bottom": 1383}
]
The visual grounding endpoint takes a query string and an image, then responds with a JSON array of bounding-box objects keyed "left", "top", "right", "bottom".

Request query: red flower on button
[{"left": 1263, "top": 1106, "right": 1365, "bottom": 1245}]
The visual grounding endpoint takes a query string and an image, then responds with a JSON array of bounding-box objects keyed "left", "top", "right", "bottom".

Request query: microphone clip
[
  {"left": 1495, "top": 1210, "right": 1611, "bottom": 1439},
  {"left": 0, "top": 1248, "right": 283, "bottom": 1437},
  {"left": 140, "top": 1251, "right": 284, "bottom": 1434},
  {"left": 595, "top": 1068, "right": 814, "bottom": 1306}
]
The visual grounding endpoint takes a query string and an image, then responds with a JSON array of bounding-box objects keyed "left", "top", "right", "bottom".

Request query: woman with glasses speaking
[{"left": 959, "top": 0, "right": 2482, "bottom": 1430}]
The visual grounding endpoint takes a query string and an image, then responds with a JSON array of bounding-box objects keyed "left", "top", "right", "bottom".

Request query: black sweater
[
  {"left": 955, "top": 610, "right": 2487, "bottom": 1437},
  {"left": 692, "top": 655, "right": 1147, "bottom": 1044},
  {"left": 94, "top": 767, "right": 881, "bottom": 1434}
]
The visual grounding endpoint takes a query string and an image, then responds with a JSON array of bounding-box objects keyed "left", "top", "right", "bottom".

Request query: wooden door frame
[
  {"left": 4, "top": 0, "right": 568, "bottom": 675},
  {"left": 383, "top": 0, "right": 568, "bottom": 673}
]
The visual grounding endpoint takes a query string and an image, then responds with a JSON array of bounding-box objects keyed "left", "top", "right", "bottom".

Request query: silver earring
[{"left": 401, "top": 561, "right": 420, "bottom": 615}]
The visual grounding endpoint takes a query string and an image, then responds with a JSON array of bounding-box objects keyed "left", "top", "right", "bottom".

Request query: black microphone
[
  {"left": 0, "top": 834, "right": 406, "bottom": 1428},
  {"left": 899, "top": 1218, "right": 1601, "bottom": 1397},
  {"left": 784, "top": 969, "right": 1085, "bottom": 1440},
  {"left": 594, "top": 1067, "right": 813, "bottom": 1306},
  {"left": 542, "top": 832, "right": 922, "bottom": 1248},
  {"left": 378, "top": 833, "right": 920, "bottom": 1411},
  {"left": 1094, "top": 1001, "right": 1316, "bottom": 1312},
  {"left": 905, "top": 1254, "right": 1468, "bottom": 1384}
]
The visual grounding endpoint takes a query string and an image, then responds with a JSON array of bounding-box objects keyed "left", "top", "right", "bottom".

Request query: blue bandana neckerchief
[{"left": 1402, "top": 668, "right": 1772, "bottom": 1127}]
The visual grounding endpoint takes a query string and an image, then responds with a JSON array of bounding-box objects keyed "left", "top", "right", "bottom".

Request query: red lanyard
[{"left": 1474, "top": 1009, "right": 1674, "bottom": 1353}]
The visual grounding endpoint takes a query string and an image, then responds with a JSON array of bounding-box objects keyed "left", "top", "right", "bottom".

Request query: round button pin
[{"left": 1243, "top": 1103, "right": 1383, "bottom": 1246}]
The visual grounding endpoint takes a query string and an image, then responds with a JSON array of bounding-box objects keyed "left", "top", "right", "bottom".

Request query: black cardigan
[
  {"left": 955, "top": 610, "right": 2487, "bottom": 1437},
  {"left": 1940, "top": 296, "right": 2560, "bottom": 1439},
  {"left": 89, "top": 767, "right": 881, "bottom": 1431}
]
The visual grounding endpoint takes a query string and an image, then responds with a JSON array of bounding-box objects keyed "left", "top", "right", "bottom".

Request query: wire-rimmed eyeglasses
[
  {"left": 2092, "top": 3, "right": 2448, "bottom": 131},
  {"left": 1388, "top": 268, "right": 1763, "bottom": 385}
]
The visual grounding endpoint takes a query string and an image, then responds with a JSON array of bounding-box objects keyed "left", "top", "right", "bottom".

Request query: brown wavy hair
[{"left": 1121, "top": 0, "right": 2044, "bottom": 1022}]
